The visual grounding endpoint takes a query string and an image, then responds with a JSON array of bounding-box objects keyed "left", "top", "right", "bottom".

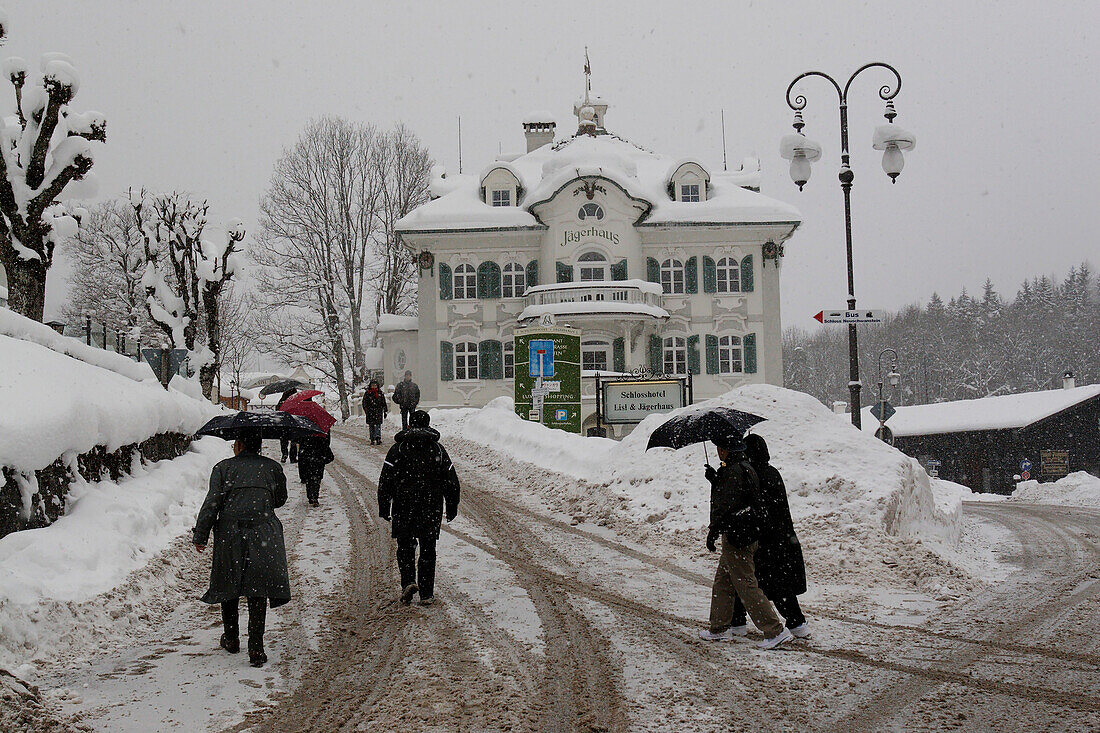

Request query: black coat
[
  {"left": 392, "top": 380, "right": 420, "bottom": 411},
  {"left": 751, "top": 462, "right": 807, "bottom": 597},
  {"left": 193, "top": 452, "right": 291, "bottom": 607},
  {"left": 362, "top": 389, "right": 389, "bottom": 424},
  {"left": 297, "top": 434, "right": 334, "bottom": 486},
  {"left": 377, "top": 427, "right": 460, "bottom": 539},
  {"left": 709, "top": 459, "right": 763, "bottom": 547}
]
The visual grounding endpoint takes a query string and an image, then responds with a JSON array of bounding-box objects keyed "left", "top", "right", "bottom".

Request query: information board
[
  {"left": 1040, "top": 449, "right": 1070, "bottom": 478},
  {"left": 514, "top": 326, "right": 581, "bottom": 434},
  {"left": 601, "top": 380, "right": 686, "bottom": 424}
]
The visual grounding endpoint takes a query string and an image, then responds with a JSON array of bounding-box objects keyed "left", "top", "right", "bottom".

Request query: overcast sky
[{"left": 15, "top": 1, "right": 1100, "bottom": 329}]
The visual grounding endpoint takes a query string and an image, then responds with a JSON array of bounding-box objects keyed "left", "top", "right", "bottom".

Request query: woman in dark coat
[
  {"left": 377, "top": 410, "right": 460, "bottom": 606},
  {"left": 193, "top": 431, "right": 290, "bottom": 667},
  {"left": 362, "top": 380, "right": 389, "bottom": 445},
  {"left": 731, "top": 433, "right": 810, "bottom": 637},
  {"left": 276, "top": 390, "right": 298, "bottom": 463},
  {"left": 297, "top": 432, "right": 334, "bottom": 507}
]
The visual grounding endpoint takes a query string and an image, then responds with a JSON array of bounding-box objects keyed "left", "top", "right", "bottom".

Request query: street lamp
[
  {"left": 782, "top": 63, "right": 915, "bottom": 429},
  {"left": 877, "top": 348, "right": 899, "bottom": 443}
]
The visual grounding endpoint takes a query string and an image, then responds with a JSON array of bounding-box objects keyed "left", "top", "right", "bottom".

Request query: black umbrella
[
  {"left": 196, "top": 410, "right": 323, "bottom": 440},
  {"left": 258, "top": 379, "right": 309, "bottom": 397},
  {"left": 645, "top": 407, "right": 766, "bottom": 461}
]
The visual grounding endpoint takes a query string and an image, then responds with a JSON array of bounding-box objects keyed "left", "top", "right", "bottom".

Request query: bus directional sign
[{"left": 814, "top": 309, "right": 883, "bottom": 324}]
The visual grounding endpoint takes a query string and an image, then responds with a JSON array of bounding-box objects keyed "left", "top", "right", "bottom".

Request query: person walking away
[
  {"left": 276, "top": 390, "right": 299, "bottom": 463},
  {"left": 362, "top": 380, "right": 389, "bottom": 445},
  {"left": 192, "top": 430, "right": 291, "bottom": 668},
  {"left": 700, "top": 435, "right": 793, "bottom": 650},
  {"left": 392, "top": 371, "right": 420, "bottom": 431},
  {"left": 729, "top": 434, "right": 810, "bottom": 637},
  {"left": 377, "top": 410, "right": 460, "bottom": 606},
  {"left": 297, "top": 432, "right": 334, "bottom": 507}
]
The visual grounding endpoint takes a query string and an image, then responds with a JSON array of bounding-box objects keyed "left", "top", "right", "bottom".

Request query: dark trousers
[
  {"left": 732, "top": 593, "right": 805, "bottom": 629},
  {"left": 222, "top": 596, "right": 267, "bottom": 652},
  {"left": 400, "top": 409, "right": 412, "bottom": 430},
  {"left": 368, "top": 423, "right": 382, "bottom": 442},
  {"left": 305, "top": 480, "right": 320, "bottom": 503},
  {"left": 280, "top": 437, "right": 298, "bottom": 463},
  {"left": 396, "top": 536, "right": 437, "bottom": 598}
]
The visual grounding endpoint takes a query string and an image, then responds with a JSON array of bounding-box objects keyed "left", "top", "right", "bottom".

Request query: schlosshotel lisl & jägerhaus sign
[{"left": 602, "top": 380, "right": 685, "bottom": 424}]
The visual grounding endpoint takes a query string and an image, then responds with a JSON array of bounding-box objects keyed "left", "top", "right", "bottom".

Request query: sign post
[
  {"left": 514, "top": 326, "right": 581, "bottom": 433},
  {"left": 813, "top": 309, "right": 883, "bottom": 324}
]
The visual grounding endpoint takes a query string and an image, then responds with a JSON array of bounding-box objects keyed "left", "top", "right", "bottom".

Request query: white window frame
[
  {"left": 454, "top": 341, "right": 479, "bottom": 381},
  {"left": 716, "top": 257, "right": 741, "bottom": 293},
  {"left": 502, "top": 262, "right": 526, "bottom": 298},
  {"left": 581, "top": 339, "right": 612, "bottom": 372},
  {"left": 578, "top": 251, "right": 608, "bottom": 282},
  {"left": 491, "top": 188, "right": 511, "bottom": 207},
  {"left": 453, "top": 263, "right": 476, "bottom": 300},
  {"left": 660, "top": 258, "right": 685, "bottom": 294},
  {"left": 680, "top": 183, "right": 701, "bottom": 202},
  {"left": 718, "top": 335, "right": 743, "bottom": 374},
  {"left": 503, "top": 340, "right": 514, "bottom": 379},
  {"left": 663, "top": 336, "right": 687, "bottom": 376}
]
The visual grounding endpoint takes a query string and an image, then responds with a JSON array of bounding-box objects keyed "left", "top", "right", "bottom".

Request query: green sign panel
[{"left": 514, "top": 326, "right": 582, "bottom": 434}]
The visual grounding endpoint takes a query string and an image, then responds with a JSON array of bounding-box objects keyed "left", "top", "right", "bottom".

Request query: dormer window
[
  {"left": 491, "top": 189, "right": 511, "bottom": 207},
  {"left": 680, "top": 183, "right": 700, "bottom": 202},
  {"left": 669, "top": 161, "right": 710, "bottom": 202}
]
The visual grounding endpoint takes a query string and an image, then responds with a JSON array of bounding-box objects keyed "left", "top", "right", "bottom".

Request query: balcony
[{"left": 518, "top": 280, "right": 669, "bottom": 324}]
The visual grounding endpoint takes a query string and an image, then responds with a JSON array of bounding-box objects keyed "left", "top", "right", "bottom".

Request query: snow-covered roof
[
  {"left": 519, "top": 301, "right": 670, "bottom": 321},
  {"left": 525, "top": 279, "right": 664, "bottom": 296},
  {"left": 377, "top": 314, "right": 419, "bottom": 332},
  {"left": 861, "top": 384, "right": 1100, "bottom": 437},
  {"left": 398, "top": 129, "right": 800, "bottom": 233},
  {"left": 522, "top": 110, "right": 556, "bottom": 125}
]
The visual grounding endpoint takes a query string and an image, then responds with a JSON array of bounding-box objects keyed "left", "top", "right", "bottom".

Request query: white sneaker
[
  {"left": 699, "top": 626, "right": 743, "bottom": 642},
  {"left": 729, "top": 625, "right": 748, "bottom": 637},
  {"left": 757, "top": 627, "right": 794, "bottom": 650},
  {"left": 789, "top": 623, "right": 811, "bottom": 639}
]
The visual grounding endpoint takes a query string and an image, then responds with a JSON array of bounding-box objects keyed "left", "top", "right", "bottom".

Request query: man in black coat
[
  {"left": 276, "top": 390, "right": 298, "bottom": 463},
  {"left": 701, "top": 435, "right": 792, "bottom": 650},
  {"left": 392, "top": 371, "right": 420, "bottom": 431},
  {"left": 193, "top": 430, "right": 291, "bottom": 668},
  {"left": 729, "top": 434, "right": 810, "bottom": 637},
  {"left": 377, "top": 410, "right": 460, "bottom": 606},
  {"left": 297, "top": 433, "right": 334, "bottom": 507}
]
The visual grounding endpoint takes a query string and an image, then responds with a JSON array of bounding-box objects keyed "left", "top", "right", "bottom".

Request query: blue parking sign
[
  {"left": 555, "top": 409, "right": 568, "bottom": 421},
  {"left": 529, "top": 340, "right": 555, "bottom": 378}
]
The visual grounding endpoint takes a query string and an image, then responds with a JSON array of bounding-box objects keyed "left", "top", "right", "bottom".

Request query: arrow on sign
[{"left": 814, "top": 310, "right": 883, "bottom": 324}]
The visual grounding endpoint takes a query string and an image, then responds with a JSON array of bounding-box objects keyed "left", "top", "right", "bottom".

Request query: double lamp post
[{"left": 780, "top": 63, "right": 915, "bottom": 429}]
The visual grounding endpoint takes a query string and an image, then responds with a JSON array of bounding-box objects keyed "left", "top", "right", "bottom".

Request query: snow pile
[
  {"left": 0, "top": 332, "right": 218, "bottom": 473},
  {"left": 435, "top": 385, "right": 972, "bottom": 595},
  {"left": 0, "top": 438, "right": 230, "bottom": 671},
  {"left": 1010, "top": 471, "right": 1100, "bottom": 508}
]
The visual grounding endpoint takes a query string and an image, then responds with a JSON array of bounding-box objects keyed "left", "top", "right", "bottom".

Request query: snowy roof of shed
[
  {"left": 398, "top": 119, "right": 800, "bottom": 233},
  {"left": 377, "top": 314, "right": 419, "bottom": 332},
  {"left": 860, "top": 384, "right": 1100, "bottom": 437}
]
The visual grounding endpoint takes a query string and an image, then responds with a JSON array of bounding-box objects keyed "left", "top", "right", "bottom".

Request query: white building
[{"left": 383, "top": 93, "right": 802, "bottom": 434}]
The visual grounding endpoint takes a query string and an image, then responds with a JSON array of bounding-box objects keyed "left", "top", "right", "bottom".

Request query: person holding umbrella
[
  {"left": 279, "top": 390, "right": 337, "bottom": 507},
  {"left": 191, "top": 424, "right": 297, "bottom": 668}
]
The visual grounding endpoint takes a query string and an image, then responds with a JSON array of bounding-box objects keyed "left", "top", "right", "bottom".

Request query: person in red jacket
[{"left": 362, "top": 380, "right": 389, "bottom": 445}]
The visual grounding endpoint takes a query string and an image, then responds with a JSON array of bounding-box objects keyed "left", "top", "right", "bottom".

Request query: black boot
[{"left": 220, "top": 634, "right": 240, "bottom": 654}]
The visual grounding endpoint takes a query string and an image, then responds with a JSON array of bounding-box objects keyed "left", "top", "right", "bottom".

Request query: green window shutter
[
  {"left": 705, "top": 335, "right": 719, "bottom": 374},
  {"left": 439, "top": 263, "right": 452, "bottom": 300},
  {"left": 703, "top": 256, "right": 717, "bottom": 293},
  {"left": 744, "top": 333, "right": 757, "bottom": 373},
  {"left": 479, "top": 340, "right": 503, "bottom": 379},
  {"left": 648, "top": 334, "right": 663, "bottom": 374},
  {"left": 685, "top": 256, "right": 698, "bottom": 294},
  {"left": 740, "top": 254, "right": 754, "bottom": 292},
  {"left": 611, "top": 259, "right": 628, "bottom": 281},
  {"left": 440, "top": 341, "right": 454, "bottom": 381},
  {"left": 477, "top": 262, "right": 501, "bottom": 299},
  {"left": 687, "top": 334, "right": 701, "bottom": 374},
  {"left": 646, "top": 257, "right": 660, "bottom": 283},
  {"left": 526, "top": 259, "right": 539, "bottom": 287},
  {"left": 613, "top": 337, "right": 625, "bottom": 372},
  {"left": 556, "top": 261, "right": 573, "bottom": 283}
]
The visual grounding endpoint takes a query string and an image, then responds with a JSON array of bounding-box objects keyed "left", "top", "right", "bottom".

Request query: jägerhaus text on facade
[{"left": 380, "top": 89, "right": 802, "bottom": 436}]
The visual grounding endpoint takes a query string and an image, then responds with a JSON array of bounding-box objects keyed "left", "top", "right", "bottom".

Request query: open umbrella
[
  {"left": 645, "top": 406, "right": 766, "bottom": 462},
  {"left": 258, "top": 378, "right": 309, "bottom": 397},
  {"left": 278, "top": 391, "right": 336, "bottom": 434},
  {"left": 197, "top": 410, "right": 323, "bottom": 440}
]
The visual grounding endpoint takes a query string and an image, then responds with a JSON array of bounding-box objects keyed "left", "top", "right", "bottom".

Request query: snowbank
[
  {"left": 0, "top": 334, "right": 218, "bottom": 472},
  {"left": 1010, "top": 471, "right": 1100, "bottom": 508},
  {"left": 0, "top": 438, "right": 230, "bottom": 670}
]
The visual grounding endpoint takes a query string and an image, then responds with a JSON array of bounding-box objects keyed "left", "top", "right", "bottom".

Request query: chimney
[
  {"left": 1063, "top": 370, "right": 1076, "bottom": 390},
  {"left": 832, "top": 401, "right": 848, "bottom": 415},
  {"left": 522, "top": 113, "right": 556, "bottom": 153}
]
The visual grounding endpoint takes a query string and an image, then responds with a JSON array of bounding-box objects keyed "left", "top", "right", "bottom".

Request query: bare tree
[
  {"left": 218, "top": 286, "right": 257, "bottom": 401},
  {"left": 0, "top": 21, "right": 106, "bottom": 321},
  {"left": 373, "top": 124, "right": 432, "bottom": 323},
  {"left": 253, "top": 117, "right": 386, "bottom": 418},
  {"left": 61, "top": 198, "right": 149, "bottom": 336}
]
